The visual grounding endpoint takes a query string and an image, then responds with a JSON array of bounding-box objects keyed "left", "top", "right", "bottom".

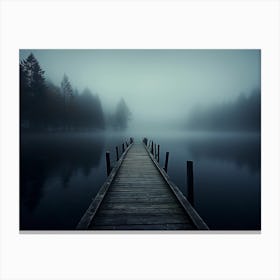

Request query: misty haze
[{"left": 20, "top": 50, "right": 260, "bottom": 230}]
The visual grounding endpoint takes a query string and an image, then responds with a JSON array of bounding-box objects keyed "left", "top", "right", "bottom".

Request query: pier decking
[{"left": 77, "top": 140, "right": 208, "bottom": 230}]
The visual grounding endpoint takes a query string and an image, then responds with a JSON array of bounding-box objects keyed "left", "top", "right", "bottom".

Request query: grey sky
[{"left": 19, "top": 49, "right": 260, "bottom": 129}]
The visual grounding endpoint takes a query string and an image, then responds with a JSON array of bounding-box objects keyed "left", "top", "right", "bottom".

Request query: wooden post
[
  {"left": 106, "top": 151, "right": 111, "bottom": 176},
  {"left": 164, "top": 152, "right": 169, "bottom": 173},
  {"left": 122, "top": 143, "right": 125, "bottom": 153},
  {"left": 143, "top": 137, "right": 147, "bottom": 146},
  {"left": 187, "top": 160, "right": 194, "bottom": 205},
  {"left": 116, "top": 146, "right": 119, "bottom": 161},
  {"left": 157, "top": 144, "right": 160, "bottom": 162},
  {"left": 151, "top": 141, "right": 154, "bottom": 155}
]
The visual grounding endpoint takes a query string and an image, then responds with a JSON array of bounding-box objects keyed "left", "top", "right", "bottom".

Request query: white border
[{"left": 1, "top": 0, "right": 280, "bottom": 279}]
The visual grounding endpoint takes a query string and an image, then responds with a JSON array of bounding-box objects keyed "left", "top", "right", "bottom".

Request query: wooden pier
[{"left": 77, "top": 140, "right": 209, "bottom": 230}]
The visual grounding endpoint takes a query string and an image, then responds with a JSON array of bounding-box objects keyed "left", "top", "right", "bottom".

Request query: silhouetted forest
[
  {"left": 20, "top": 53, "right": 131, "bottom": 132},
  {"left": 186, "top": 89, "right": 260, "bottom": 132},
  {"left": 107, "top": 98, "right": 132, "bottom": 130}
]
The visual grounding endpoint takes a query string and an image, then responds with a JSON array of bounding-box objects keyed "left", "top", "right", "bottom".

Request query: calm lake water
[{"left": 20, "top": 131, "right": 260, "bottom": 230}]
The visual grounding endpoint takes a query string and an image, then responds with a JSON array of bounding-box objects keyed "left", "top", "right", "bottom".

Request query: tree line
[
  {"left": 186, "top": 89, "right": 260, "bottom": 132},
  {"left": 20, "top": 53, "right": 131, "bottom": 132}
]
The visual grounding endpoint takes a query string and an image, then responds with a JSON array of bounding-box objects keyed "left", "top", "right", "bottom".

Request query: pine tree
[
  {"left": 20, "top": 62, "right": 29, "bottom": 123},
  {"left": 23, "top": 53, "right": 45, "bottom": 95},
  {"left": 61, "top": 74, "right": 73, "bottom": 102},
  {"left": 20, "top": 53, "right": 46, "bottom": 129},
  {"left": 114, "top": 98, "right": 131, "bottom": 130},
  {"left": 60, "top": 74, "right": 74, "bottom": 129}
]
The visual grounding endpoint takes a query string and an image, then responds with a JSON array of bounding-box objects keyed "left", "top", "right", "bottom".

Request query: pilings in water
[
  {"left": 164, "top": 152, "right": 169, "bottom": 173},
  {"left": 106, "top": 137, "right": 134, "bottom": 177},
  {"left": 106, "top": 151, "right": 111, "bottom": 176},
  {"left": 187, "top": 160, "right": 194, "bottom": 206},
  {"left": 143, "top": 137, "right": 148, "bottom": 146},
  {"left": 143, "top": 137, "right": 167, "bottom": 172},
  {"left": 143, "top": 137, "right": 195, "bottom": 206},
  {"left": 116, "top": 146, "right": 119, "bottom": 161}
]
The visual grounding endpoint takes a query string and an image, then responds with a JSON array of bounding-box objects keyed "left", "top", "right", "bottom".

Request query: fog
[
  {"left": 20, "top": 49, "right": 261, "bottom": 230},
  {"left": 20, "top": 49, "right": 260, "bottom": 132}
]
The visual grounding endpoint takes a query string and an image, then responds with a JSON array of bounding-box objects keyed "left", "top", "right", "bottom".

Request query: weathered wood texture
[
  {"left": 76, "top": 143, "right": 133, "bottom": 230},
  {"left": 87, "top": 142, "right": 207, "bottom": 230}
]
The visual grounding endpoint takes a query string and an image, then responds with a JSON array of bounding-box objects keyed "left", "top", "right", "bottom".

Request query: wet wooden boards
[{"left": 77, "top": 142, "right": 208, "bottom": 230}]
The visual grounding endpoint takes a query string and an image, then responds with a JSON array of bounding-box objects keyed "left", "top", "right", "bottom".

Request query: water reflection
[
  {"left": 20, "top": 131, "right": 261, "bottom": 230},
  {"left": 186, "top": 133, "right": 260, "bottom": 173},
  {"left": 20, "top": 133, "right": 104, "bottom": 218},
  {"left": 146, "top": 132, "right": 261, "bottom": 230}
]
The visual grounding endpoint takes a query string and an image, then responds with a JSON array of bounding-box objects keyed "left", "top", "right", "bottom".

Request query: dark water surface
[{"left": 20, "top": 131, "right": 260, "bottom": 230}]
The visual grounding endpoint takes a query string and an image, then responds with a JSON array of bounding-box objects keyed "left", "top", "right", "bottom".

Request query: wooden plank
[
  {"left": 101, "top": 203, "right": 182, "bottom": 209},
  {"left": 92, "top": 214, "right": 191, "bottom": 226},
  {"left": 76, "top": 143, "right": 133, "bottom": 230},
  {"left": 97, "top": 208, "right": 185, "bottom": 215},
  {"left": 108, "top": 189, "right": 170, "bottom": 193},
  {"left": 110, "top": 188, "right": 169, "bottom": 191},
  {"left": 104, "top": 194, "right": 175, "bottom": 199},
  {"left": 78, "top": 141, "right": 208, "bottom": 230},
  {"left": 103, "top": 197, "right": 179, "bottom": 203},
  {"left": 144, "top": 144, "right": 209, "bottom": 230},
  {"left": 91, "top": 223, "right": 195, "bottom": 230},
  {"left": 105, "top": 190, "right": 171, "bottom": 194},
  {"left": 111, "top": 185, "right": 168, "bottom": 188},
  {"left": 103, "top": 194, "right": 176, "bottom": 200}
]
